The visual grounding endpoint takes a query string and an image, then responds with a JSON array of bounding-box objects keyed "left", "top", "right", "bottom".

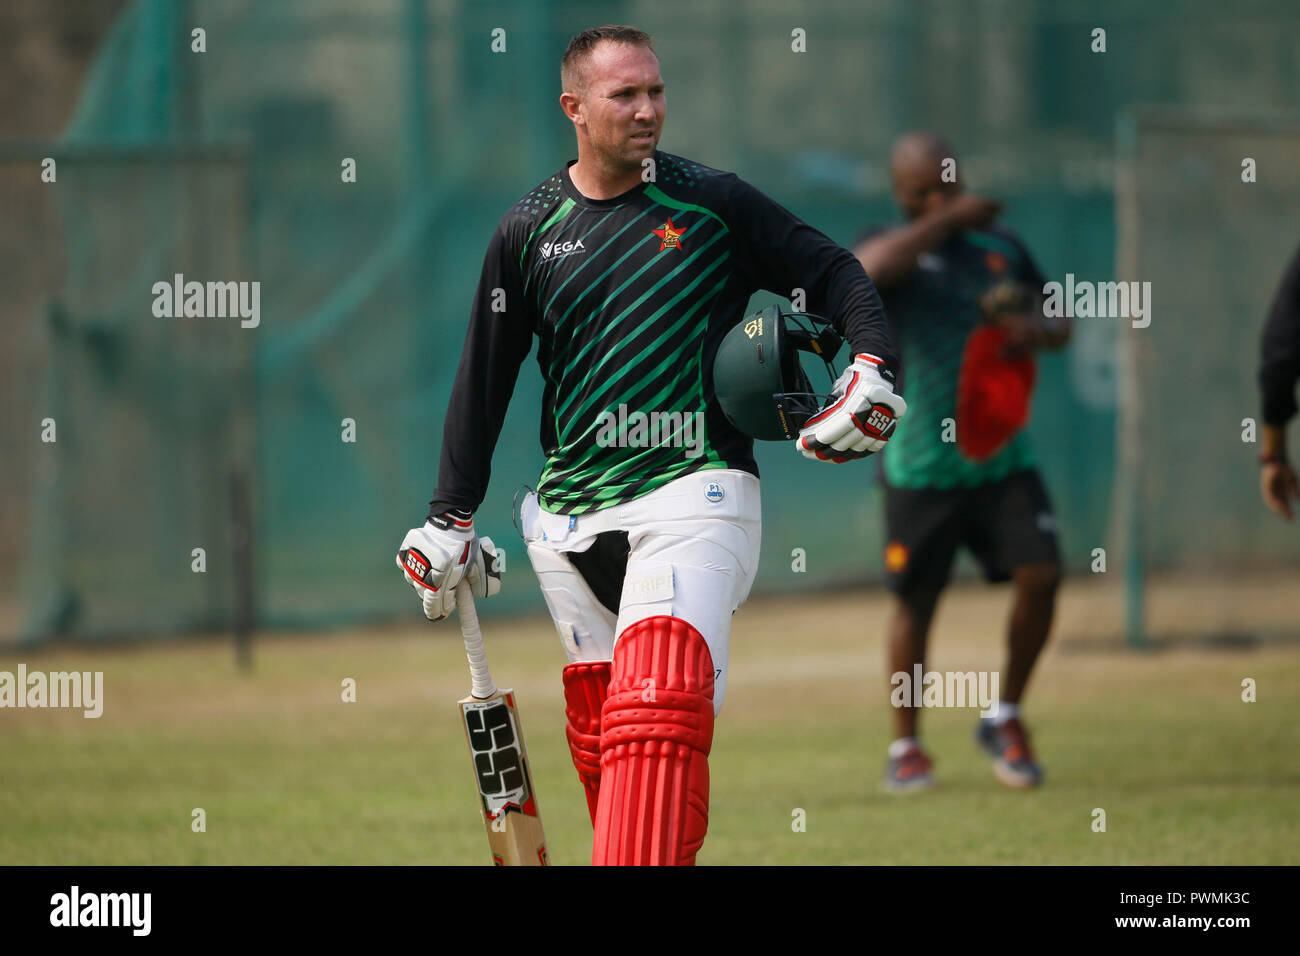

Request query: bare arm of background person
[
  {"left": 1259, "top": 240, "right": 1300, "bottom": 520},
  {"left": 854, "top": 193, "right": 1002, "bottom": 290}
]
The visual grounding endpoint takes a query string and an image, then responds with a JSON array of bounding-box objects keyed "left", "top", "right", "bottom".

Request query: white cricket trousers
[{"left": 522, "top": 469, "right": 761, "bottom": 714}]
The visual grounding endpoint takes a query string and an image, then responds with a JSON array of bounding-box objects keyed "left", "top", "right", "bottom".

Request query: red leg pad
[
  {"left": 592, "top": 616, "right": 715, "bottom": 866},
  {"left": 562, "top": 661, "right": 611, "bottom": 826}
]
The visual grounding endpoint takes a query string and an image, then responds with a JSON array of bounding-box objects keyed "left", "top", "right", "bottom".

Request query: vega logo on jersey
[{"left": 539, "top": 239, "right": 586, "bottom": 261}]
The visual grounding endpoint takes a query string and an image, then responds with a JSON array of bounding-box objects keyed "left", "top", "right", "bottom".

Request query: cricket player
[
  {"left": 398, "top": 25, "right": 904, "bottom": 864},
  {"left": 856, "top": 132, "right": 1069, "bottom": 792},
  {"left": 1258, "top": 240, "right": 1300, "bottom": 520}
]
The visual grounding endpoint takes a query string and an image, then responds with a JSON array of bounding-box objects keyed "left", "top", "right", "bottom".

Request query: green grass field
[{"left": 2, "top": 576, "right": 1297, "bottom": 865}]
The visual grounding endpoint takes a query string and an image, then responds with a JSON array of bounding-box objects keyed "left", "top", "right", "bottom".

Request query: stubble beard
[{"left": 595, "top": 124, "right": 659, "bottom": 177}]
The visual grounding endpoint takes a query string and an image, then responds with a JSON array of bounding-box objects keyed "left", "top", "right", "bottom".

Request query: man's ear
[{"left": 559, "top": 92, "right": 584, "bottom": 126}]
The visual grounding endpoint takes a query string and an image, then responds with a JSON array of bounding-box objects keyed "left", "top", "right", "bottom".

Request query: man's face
[
  {"left": 892, "top": 161, "right": 957, "bottom": 221},
  {"left": 572, "top": 42, "right": 665, "bottom": 169}
]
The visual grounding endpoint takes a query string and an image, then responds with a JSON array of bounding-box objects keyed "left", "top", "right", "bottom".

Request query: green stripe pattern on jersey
[{"left": 532, "top": 179, "right": 734, "bottom": 513}]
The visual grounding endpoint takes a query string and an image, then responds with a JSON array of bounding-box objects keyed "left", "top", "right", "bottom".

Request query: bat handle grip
[{"left": 455, "top": 582, "right": 498, "bottom": 699}]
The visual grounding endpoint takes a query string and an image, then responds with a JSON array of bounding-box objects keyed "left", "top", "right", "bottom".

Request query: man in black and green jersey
[
  {"left": 397, "top": 26, "right": 905, "bottom": 864},
  {"left": 856, "top": 132, "right": 1069, "bottom": 793}
]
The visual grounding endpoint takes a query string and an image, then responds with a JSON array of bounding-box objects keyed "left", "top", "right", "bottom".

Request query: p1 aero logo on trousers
[{"left": 704, "top": 481, "right": 725, "bottom": 503}]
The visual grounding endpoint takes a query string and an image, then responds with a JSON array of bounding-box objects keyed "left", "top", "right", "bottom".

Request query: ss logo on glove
[
  {"left": 797, "top": 353, "right": 907, "bottom": 462},
  {"left": 402, "top": 548, "right": 431, "bottom": 584},
  {"left": 860, "top": 405, "right": 896, "bottom": 439}
]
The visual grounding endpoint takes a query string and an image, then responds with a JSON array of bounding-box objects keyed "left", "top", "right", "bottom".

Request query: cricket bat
[{"left": 452, "top": 580, "right": 548, "bottom": 866}]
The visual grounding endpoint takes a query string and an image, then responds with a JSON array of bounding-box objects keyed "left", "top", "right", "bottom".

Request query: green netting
[
  {"left": 12, "top": 150, "right": 253, "bottom": 640},
  {"left": 1115, "top": 110, "right": 1300, "bottom": 642},
  {"left": 5, "top": 0, "right": 1300, "bottom": 641}
]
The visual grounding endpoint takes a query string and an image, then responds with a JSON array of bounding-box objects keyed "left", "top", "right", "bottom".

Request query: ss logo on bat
[{"left": 465, "top": 702, "right": 524, "bottom": 796}]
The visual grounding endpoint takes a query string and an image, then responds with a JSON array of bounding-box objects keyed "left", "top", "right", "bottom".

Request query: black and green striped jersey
[{"left": 429, "top": 151, "right": 896, "bottom": 517}]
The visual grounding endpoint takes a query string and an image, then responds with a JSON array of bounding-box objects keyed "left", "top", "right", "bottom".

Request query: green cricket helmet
[{"left": 711, "top": 305, "right": 844, "bottom": 441}]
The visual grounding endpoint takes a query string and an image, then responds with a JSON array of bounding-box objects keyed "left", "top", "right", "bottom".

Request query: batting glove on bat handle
[
  {"left": 795, "top": 354, "right": 907, "bottom": 462},
  {"left": 396, "top": 512, "right": 494, "bottom": 622}
]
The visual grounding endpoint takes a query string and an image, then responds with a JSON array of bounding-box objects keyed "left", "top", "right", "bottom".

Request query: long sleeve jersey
[
  {"left": 1260, "top": 240, "right": 1300, "bottom": 427},
  {"left": 428, "top": 150, "right": 896, "bottom": 518}
]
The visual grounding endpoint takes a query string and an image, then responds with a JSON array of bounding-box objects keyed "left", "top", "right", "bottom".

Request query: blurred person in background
[
  {"left": 855, "top": 132, "right": 1070, "bottom": 792},
  {"left": 1258, "top": 241, "right": 1300, "bottom": 520}
]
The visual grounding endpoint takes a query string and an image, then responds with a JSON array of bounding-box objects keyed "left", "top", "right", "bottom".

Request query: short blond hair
[{"left": 561, "top": 25, "right": 656, "bottom": 95}]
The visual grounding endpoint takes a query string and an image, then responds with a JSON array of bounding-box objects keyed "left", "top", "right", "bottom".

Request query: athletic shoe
[
  {"left": 975, "top": 716, "right": 1043, "bottom": 789},
  {"left": 882, "top": 741, "right": 936, "bottom": 793}
]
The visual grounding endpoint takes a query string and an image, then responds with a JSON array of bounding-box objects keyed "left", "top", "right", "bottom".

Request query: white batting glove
[
  {"left": 396, "top": 513, "right": 501, "bottom": 621},
  {"left": 796, "top": 354, "right": 907, "bottom": 462}
]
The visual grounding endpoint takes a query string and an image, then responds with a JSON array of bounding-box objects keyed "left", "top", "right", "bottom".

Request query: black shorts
[{"left": 882, "top": 469, "right": 1061, "bottom": 594}]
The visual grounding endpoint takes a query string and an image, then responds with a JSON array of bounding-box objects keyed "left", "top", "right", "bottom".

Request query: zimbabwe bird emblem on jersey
[{"left": 651, "top": 217, "right": 688, "bottom": 252}]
